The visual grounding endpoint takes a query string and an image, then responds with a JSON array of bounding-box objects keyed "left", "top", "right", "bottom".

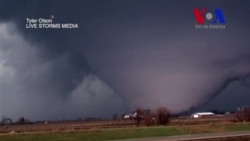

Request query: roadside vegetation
[{"left": 1, "top": 122, "right": 250, "bottom": 141}]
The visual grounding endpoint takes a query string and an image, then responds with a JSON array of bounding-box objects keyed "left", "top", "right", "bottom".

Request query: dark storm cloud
[
  {"left": 0, "top": 0, "right": 94, "bottom": 98},
  {"left": 0, "top": 22, "right": 127, "bottom": 120},
  {"left": 0, "top": 0, "right": 250, "bottom": 120}
]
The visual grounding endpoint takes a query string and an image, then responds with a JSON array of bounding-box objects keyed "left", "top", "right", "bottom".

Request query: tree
[
  {"left": 135, "top": 108, "right": 144, "bottom": 127},
  {"left": 144, "top": 112, "right": 157, "bottom": 126},
  {"left": 156, "top": 107, "right": 171, "bottom": 125},
  {"left": 15, "top": 117, "right": 32, "bottom": 124},
  {"left": 235, "top": 107, "right": 250, "bottom": 122},
  {"left": 112, "top": 113, "right": 118, "bottom": 120}
]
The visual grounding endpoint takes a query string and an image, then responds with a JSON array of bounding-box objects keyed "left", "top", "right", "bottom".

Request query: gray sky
[{"left": 0, "top": 0, "right": 250, "bottom": 120}]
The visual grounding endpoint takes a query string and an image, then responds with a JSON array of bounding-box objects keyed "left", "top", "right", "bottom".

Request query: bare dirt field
[{"left": 0, "top": 115, "right": 234, "bottom": 134}]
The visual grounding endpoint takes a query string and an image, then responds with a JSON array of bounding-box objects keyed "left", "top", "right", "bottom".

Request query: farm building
[{"left": 191, "top": 112, "right": 215, "bottom": 118}]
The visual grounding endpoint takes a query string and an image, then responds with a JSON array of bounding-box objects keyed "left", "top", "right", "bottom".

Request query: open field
[
  {"left": 1, "top": 122, "right": 250, "bottom": 141},
  {"left": 0, "top": 115, "right": 250, "bottom": 141},
  {"left": 0, "top": 115, "right": 234, "bottom": 134}
]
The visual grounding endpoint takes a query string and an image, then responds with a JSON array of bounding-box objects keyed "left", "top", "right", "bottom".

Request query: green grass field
[{"left": 1, "top": 122, "right": 250, "bottom": 141}]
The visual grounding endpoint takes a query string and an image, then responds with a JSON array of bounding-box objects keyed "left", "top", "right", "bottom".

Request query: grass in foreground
[
  {"left": 0, "top": 126, "right": 185, "bottom": 141},
  {"left": 1, "top": 122, "right": 250, "bottom": 141}
]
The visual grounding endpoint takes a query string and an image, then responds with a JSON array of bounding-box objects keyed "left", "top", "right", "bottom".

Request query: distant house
[
  {"left": 191, "top": 112, "right": 215, "bottom": 118},
  {"left": 123, "top": 114, "right": 132, "bottom": 120},
  {"left": 123, "top": 112, "right": 144, "bottom": 120}
]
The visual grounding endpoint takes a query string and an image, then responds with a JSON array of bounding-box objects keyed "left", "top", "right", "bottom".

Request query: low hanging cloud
[
  {"left": 0, "top": 22, "right": 127, "bottom": 120},
  {"left": 85, "top": 23, "right": 250, "bottom": 112}
]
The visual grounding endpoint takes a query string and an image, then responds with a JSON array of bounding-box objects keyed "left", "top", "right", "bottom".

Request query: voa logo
[{"left": 193, "top": 8, "right": 226, "bottom": 29}]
